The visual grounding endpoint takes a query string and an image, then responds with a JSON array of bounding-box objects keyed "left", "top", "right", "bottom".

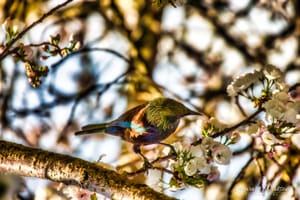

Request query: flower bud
[
  {"left": 2, "top": 19, "right": 12, "bottom": 32},
  {"left": 201, "top": 137, "right": 215, "bottom": 149},
  {"left": 23, "top": 45, "right": 33, "bottom": 60},
  {"left": 0, "top": 45, "right": 5, "bottom": 54},
  {"left": 261, "top": 132, "right": 277, "bottom": 145},
  {"left": 211, "top": 143, "right": 232, "bottom": 165},
  {"left": 228, "top": 131, "right": 241, "bottom": 144},
  {"left": 184, "top": 159, "right": 198, "bottom": 176},
  {"left": 69, "top": 33, "right": 74, "bottom": 43},
  {"left": 207, "top": 166, "right": 220, "bottom": 181}
]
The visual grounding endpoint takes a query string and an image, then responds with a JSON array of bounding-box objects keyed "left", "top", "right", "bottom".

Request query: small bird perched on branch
[{"left": 75, "top": 97, "right": 201, "bottom": 166}]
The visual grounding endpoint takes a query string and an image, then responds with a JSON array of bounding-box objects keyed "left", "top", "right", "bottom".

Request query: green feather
[
  {"left": 147, "top": 98, "right": 197, "bottom": 115},
  {"left": 145, "top": 98, "right": 191, "bottom": 131}
]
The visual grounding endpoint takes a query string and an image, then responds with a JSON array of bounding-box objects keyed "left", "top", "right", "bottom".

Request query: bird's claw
[
  {"left": 142, "top": 159, "right": 153, "bottom": 171},
  {"left": 168, "top": 146, "right": 177, "bottom": 157},
  {"left": 160, "top": 142, "right": 178, "bottom": 158}
]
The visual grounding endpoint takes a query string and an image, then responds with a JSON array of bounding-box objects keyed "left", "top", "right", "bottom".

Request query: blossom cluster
[
  {"left": 1, "top": 19, "right": 21, "bottom": 45},
  {"left": 1, "top": 19, "right": 81, "bottom": 88},
  {"left": 168, "top": 137, "right": 233, "bottom": 188},
  {"left": 227, "top": 65, "right": 288, "bottom": 107},
  {"left": 247, "top": 120, "right": 294, "bottom": 158},
  {"left": 263, "top": 91, "right": 300, "bottom": 123},
  {"left": 227, "top": 64, "right": 299, "bottom": 158}
]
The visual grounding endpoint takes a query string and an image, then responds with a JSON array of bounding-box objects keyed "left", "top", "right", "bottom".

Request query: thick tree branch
[{"left": 0, "top": 140, "right": 175, "bottom": 200}]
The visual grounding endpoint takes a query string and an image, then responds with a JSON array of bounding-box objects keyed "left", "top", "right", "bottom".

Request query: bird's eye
[{"left": 167, "top": 115, "right": 177, "bottom": 123}]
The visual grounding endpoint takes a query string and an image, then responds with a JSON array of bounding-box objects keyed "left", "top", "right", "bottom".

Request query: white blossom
[
  {"left": 2, "top": 19, "right": 12, "bottom": 32},
  {"left": 190, "top": 145, "right": 205, "bottom": 158},
  {"left": 211, "top": 143, "right": 232, "bottom": 165},
  {"left": 263, "top": 92, "right": 300, "bottom": 123},
  {"left": 184, "top": 157, "right": 210, "bottom": 176},
  {"left": 226, "top": 70, "right": 262, "bottom": 96},
  {"left": 184, "top": 159, "right": 198, "bottom": 176},
  {"left": 263, "top": 65, "right": 283, "bottom": 81},
  {"left": 261, "top": 132, "right": 277, "bottom": 145},
  {"left": 226, "top": 84, "right": 238, "bottom": 96},
  {"left": 263, "top": 65, "right": 288, "bottom": 93},
  {"left": 2, "top": 19, "right": 21, "bottom": 35},
  {"left": 291, "top": 134, "right": 300, "bottom": 150},
  {"left": 274, "top": 79, "right": 289, "bottom": 92},
  {"left": 201, "top": 137, "right": 215, "bottom": 149},
  {"left": 283, "top": 103, "right": 299, "bottom": 123},
  {"left": 69, "top": 33, "right": 75, "bottom": 43},
  {"left": 171, "top": 141, "right": 190, "bottom": 153},
  {"left": 167, "top": 142, "right": 190, "bottom": 166},
  {"left": 247, "top": 120, "right": 265, "bottom": 135},
  {"left": 274, "top": 143, "right": 289, "bottom": 155},
  {"left": 198, "top": 159, "right": 211, "bottom": 174},
  {"left": 198, "top": 117, "right": 224, "bottom": 130},
  {"left": 263, "top": 97, "right": 286, "bottom": 120},
  {"left": 228, "top": 131, "right": 241, "bottom": 144},
  {"left": 280, "top": 126, "right": 298, "bottom": 136}
]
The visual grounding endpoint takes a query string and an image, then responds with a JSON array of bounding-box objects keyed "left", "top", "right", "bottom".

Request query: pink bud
[
  {"left": 2, "top": 19, "right": 12, "bottom": 32},
  {"left": 0, "top": 45, "right": 5, "bottom": 54},
  {"left": 229, "top": 131, "right": 241, "bottom": 144},
  {"left": 267, "top": 151, "right": 274, "bottom": 159},
  {"left": 23, "top": 45, "right": 33, "bottom": 60},
  {"left": 40, "top": 55, "right": 48, "bottom": 61},
  {"left": 207, "top": 167, "right": 220, "bottom": 181},
  {"left": 282, "top": 142, "right": 290, "bottom": 149}
]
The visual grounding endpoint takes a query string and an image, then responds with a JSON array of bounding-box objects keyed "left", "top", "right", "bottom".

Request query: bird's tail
[{"left": 75, "top": 123, "right": 109, "bottom": 135}]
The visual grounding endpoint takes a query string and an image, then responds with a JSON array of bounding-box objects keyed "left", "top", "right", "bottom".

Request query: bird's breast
[{"left": 126, "top": 124, "right": 178, "bottom": 145}]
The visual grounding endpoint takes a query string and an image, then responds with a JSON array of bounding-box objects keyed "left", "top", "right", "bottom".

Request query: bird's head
[{"left": 146, "top": 98, "right": 201, "bottom": 131}]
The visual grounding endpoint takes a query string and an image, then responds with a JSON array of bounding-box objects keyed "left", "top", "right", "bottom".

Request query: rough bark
[{"left": 0, "top": 140, "right": 176, "bottom": 200}]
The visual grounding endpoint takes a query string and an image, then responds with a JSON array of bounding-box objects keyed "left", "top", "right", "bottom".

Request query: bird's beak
[{"left": 187, "top": 109, "right": 202, "bottom": 116}]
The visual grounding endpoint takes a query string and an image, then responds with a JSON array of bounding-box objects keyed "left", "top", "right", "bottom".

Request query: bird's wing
[
  {"left": 110, "top": 103, "right": 150, "bottom": 139},
  {"left": 116, "top": 103, "right": 148, "bottom": 122},
  {"left": 129, "top": 106, "right": 148, "bottom": 138}
]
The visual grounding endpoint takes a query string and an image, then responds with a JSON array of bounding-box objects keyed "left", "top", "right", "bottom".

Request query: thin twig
[
  {"left": 51, "top": 47, "right": 131, "bottom": 70},
  {"left": 0, "top": 0, "right": 74, "bottom": 61},
  {"left": 126, "top": 154, "right": 175, "bottom": 177},
  {"left": 212, "top": 109, "right": 263, "bottom": 138},
  {"left": 192, "top": 109, "right": 262, "bottom": 146},
  {"left": 57, "top": 67, "right": 131, "bottom": 142}
]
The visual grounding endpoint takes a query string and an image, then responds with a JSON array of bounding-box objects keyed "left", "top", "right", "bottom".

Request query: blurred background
[{"left": 0, "top": 0, "right": 299, "bottom": 199}]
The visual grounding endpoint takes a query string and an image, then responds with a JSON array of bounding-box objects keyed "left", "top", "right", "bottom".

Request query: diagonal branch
[
  {"left": 192, "top": 109, "right": 262, "bottom": 146},
  {"left": 211, "top": 109, "right": 262, "bottom": 138},
  {"left": 0, "top": 140, "right": 175, "bottom": 200}
]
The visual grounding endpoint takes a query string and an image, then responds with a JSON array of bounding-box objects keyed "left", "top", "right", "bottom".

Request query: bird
[{"left": 75, "top": 97, "right": 201, "bottom": 167}]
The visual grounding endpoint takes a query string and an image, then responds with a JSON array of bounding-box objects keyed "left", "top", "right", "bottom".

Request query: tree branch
[
  {"left": 211, "top": 109, "right": 262, "bottom": 138},
  {"left": 192, "top": 109, "right": 262, "bottom": 146},
  {"left": 0, "top": 140, "right": 176, "bottom": 200},
  {"left": 0, "top": 0, "right": 74, "bottom": 61}
]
